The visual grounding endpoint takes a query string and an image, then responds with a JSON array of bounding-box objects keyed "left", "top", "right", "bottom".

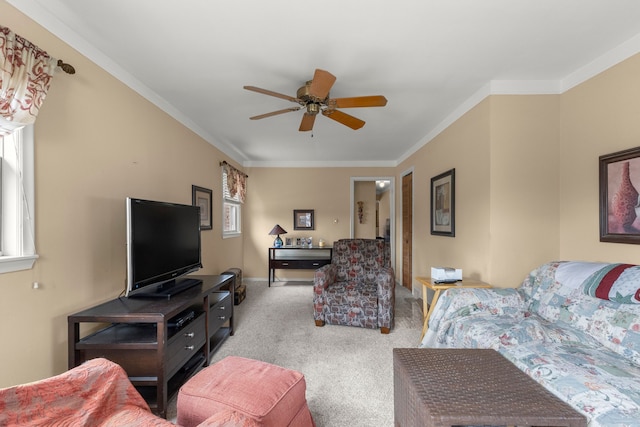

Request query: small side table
[{"left": 417, "top": 276, "right": 492, "bottom": 341}]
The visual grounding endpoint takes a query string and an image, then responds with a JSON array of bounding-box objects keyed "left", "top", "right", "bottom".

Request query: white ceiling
[{"left": 9, "top": 0, "right": 640, "bottom": 167}]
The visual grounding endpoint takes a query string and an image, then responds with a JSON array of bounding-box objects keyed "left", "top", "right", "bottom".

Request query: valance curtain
[
  {"left": 222, "top": 163, "right": 247, "bottom": 203},
  {"left": 0, "top": 25, "right": 57, "bottom": 136}
]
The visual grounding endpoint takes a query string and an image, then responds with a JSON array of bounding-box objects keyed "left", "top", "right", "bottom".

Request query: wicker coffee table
[{"left": 393, "top": 348, "right": 587, "bottom": 427}]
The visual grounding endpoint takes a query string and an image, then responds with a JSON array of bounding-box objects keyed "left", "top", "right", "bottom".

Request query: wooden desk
[
  {"left": 416, "top": 276, "right": 491, "bottom": 341},
  {"left": 268, "top": 246, "right": 332, "bottom": 286}
]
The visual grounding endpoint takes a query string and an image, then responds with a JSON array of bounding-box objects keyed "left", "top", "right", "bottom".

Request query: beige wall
[
  {"left": 398, "top": 94, "right": 561, "bottom": 289},
  {"left": 398, "top": 54, "right": 640, "bottom": 292},
  {"left": 243, "top": 167, "right": 393, "bottom": 281},
  {"left": 398, "top": 99, "right": 492, "bottom": 290},
  {"left": 487, "top": 95, "right": 561, "bottom": 286},
  {"left": 559, "top": 54, "right": 640, "bottom": 262},
  {"left": 0, "top": 4, "right": 244, "bottom": 387}
]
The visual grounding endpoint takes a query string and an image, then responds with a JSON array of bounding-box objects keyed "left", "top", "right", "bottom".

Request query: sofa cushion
[
  {"left": 322, "top": 281, "right": 378, "bottom": 328},
  {"left": 445, "top": 315, "right": 594, "bottom": 350},
  {"left": 332, "top": 239, "right": 386, "bottom": 282},
  {"left": 422, "top": 286, "right": 527, "bottom": 348},
  {"left": 583, "top": 263, "right": 640, "bottom": 304},
  {"left": 501, "top": 340, "right": 640, "bottom": 426},
  {"left": 521, "top": 261, "right": 640, "bottom": 365},
  {"left": 324, "top": 281, "right": 378, "bottom": 308}
]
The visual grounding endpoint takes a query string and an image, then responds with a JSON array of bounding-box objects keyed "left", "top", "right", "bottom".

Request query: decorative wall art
[
  {"left": 357, "top": 201, "right": 364, "bottom": 224},
  {"left": 192, "top": 185, "right": 212, "bottom": 230},
  {"left": 600, "top": 146, "right": 640, "bottom": 244},
  {"left": 430, "top": 168, "right": 455, "bottom": 237},
  {"left": 293, "top": 209, "right": 315, "bottom": 230}
]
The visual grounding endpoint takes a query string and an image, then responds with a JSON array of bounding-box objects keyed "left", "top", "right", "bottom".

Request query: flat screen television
[{"left": 125, "top": 197, "right": 203, "bottom": 298}]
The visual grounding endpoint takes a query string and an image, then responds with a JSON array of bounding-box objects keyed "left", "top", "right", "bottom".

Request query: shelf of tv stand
[{"left": 67, "top": 274, "right": 234, "bottom": 418}]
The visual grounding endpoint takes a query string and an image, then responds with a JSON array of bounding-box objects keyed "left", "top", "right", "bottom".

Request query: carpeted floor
[{"left": 167, "top": 280, "right": 424, "bottom": 426}]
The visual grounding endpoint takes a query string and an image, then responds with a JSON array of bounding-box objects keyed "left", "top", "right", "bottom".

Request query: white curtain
[{"left": 0, "top": 25, "right": 57, "bottom": 136}]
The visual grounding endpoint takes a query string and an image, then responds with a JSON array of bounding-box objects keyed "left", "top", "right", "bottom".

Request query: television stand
[
  {"left": 68, "top": 274, "right": 234, "bottom": 418},
  {"left": 130, "top": 277, "right": 202, "bottom": 299}
]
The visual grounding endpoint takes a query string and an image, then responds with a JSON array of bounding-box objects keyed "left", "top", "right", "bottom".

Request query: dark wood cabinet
[
  {"left": 268, "top": 246, "right": 332, "bottom": 286},
  {"left": 68, "top": 274, "right": 233, "bottom": 418}
]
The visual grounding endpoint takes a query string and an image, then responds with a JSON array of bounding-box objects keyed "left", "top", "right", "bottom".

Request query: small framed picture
[
  {"left": 192, "top": 185, "right": 212, "bottom": 230},
  {"left": 293, "top": 209, "right": 314, "bottom": 230},
  {"left": 285, "top": 237, "right": 293, "bottom": 246},
  {"left": 600, "top": 146, "right": 640, "bottom": 244},
  {"left": 430, "top": 168, "right": 455, "bottom": 237}
]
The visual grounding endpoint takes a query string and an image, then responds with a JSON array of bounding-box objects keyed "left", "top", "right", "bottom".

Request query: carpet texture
[{"left": 168, "top": 280, "right": 424, "bottom": 426}]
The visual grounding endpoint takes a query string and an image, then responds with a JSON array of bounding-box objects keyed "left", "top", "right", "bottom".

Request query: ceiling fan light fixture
[
  {"left": 296, "top": 81, "right": 311, "bottom": 101},
  {"left": 297, "top": 81, "right": 327, "bottom": 104},
  {"left": 306, "top": 103, "right": 320, "bottom": 115}
]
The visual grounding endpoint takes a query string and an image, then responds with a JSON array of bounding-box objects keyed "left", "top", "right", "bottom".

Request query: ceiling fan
[{"left": 243, "top": 69, "right": 387, "bottom": 132}]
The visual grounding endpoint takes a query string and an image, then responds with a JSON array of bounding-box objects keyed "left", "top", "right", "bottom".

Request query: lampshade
[
  {"left": 268, "top": 224, "right": 287, "bottom": 236},
  {"left": 268, "top": 224, "right": 287, "bottom": 248}
]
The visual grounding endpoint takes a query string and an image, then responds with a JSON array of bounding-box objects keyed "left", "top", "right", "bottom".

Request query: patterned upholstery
[
  {"left": 313, "top": 239, "right": 395, "bottom": 333},
  {"left": 0, "top": 358, "right": 174, "bottom": 426},
  {"left": 420, "top": 261, "right": 640, "bottom": 426}
]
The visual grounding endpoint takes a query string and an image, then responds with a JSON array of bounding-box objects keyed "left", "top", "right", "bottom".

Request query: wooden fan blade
[
  {"left": 250, "top": 107, "right": 301, "bottom": 120},
  {"left": 244, "top": 86, "right": 300, "bottom": 103},
  {"left": 299, "top": 113, "right": 316, "bottom": 132},
  {"left": 332, "top": 95, "right": 388, "bottom": 108},
  {"left": 308, "top": 69, "right": 336, "bottom": 101},
  {"left": 322, "top": 109, "right": 365, "bottom": 130}
]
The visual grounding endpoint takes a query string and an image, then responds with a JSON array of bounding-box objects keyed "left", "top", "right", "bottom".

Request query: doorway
[
  {"left": 350, "top": 177, "right": 395, "bottom": 271},
  {"left": 402, "top": 171, "right": 413, "bottom": 291}
]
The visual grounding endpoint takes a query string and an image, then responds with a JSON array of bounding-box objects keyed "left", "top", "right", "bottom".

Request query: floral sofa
[
  {"left": 313, "top": 239, "right": 394, "bottom": 333},
  {"left": 420, "top": 261, "right": 640, "bottom": 426}
]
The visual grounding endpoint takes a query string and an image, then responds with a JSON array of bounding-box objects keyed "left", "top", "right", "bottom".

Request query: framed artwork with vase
[
  {"left": 600, "top": 146, "right": 640, "bottom": 244},
  {"left": 430, "top": 168, "right": 455, "bottom": 237}
]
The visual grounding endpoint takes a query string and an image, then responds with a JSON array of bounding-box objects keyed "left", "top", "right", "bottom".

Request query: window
[
  {"left": 222, "top": 167, "right": 242, "bottom": 237},
  {"left": 0, "top": 125, "right": 38, "bottom": 273}
]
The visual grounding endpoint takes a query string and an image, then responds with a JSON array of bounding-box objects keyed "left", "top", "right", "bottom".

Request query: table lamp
[{"left": 269, "top": 224, "right": 287, "bottom": 248}]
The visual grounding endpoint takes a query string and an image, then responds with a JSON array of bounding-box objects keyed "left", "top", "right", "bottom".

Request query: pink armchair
[
  {"left": 0, "top": 358, "right": 173, "bottom": 426},
  {"left": 0, "top": 358, "right": 266, "bottom": 426},
  {"left": 313, "top": 239, "right": 395, "bottom": 334}
]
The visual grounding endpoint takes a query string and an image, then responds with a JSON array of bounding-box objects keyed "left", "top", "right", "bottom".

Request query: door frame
[
  {"left": 401, "top": 167, "right": 416, "bottom": 297},
  {"left": 350, "top": 176, "right": 395, "bottom": 272}
]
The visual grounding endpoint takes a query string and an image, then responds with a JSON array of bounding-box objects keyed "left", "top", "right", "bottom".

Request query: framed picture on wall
[
  {"left": 599, "top": 146, "right": 640, "bottom": 244},
  {"left": 293, "top": 209, "right": 314, "bottom": 230},
  {"left": 430, "top": 168, "right": 455, "bottom": 237},
  {"left": 192, "top": 185, "right": 212, "bottom": 230}
]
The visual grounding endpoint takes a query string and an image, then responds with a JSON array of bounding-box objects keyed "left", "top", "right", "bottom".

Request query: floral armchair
[{"left": 313, "top": 239, "right": 394, "bottom": 333}]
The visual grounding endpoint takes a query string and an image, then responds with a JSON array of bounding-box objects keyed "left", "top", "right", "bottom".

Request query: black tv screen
[{"left": 126, "top": 197, "right": 202, "bottom": 297}]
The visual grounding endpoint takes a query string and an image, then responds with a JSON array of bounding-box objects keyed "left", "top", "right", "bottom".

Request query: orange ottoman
[{"left": 177, "top": 356, "right": 315, "bottom": 427}]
